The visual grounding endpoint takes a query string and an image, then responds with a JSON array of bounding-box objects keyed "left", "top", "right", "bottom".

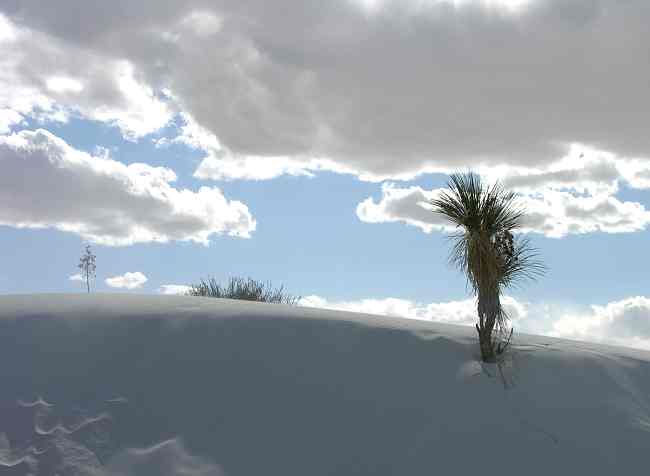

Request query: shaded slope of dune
[{"left": 0, "top": 293, "right": 649, "bottom": 475}]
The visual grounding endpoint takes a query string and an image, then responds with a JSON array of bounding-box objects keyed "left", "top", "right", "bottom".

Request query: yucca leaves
[
  {"left": 431, "top": 171, "right": 544, "bottom": 290},
  {"left": 430, "top": 171, "right": 546, "bottom": 351}
]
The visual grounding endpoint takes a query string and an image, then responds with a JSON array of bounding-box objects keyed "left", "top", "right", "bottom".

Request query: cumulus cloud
[
  {"left": 0, "top": 13, "right": 172, "bottom": 138},
  {"left": 518, "top": 191, "right": 650, "bottom": 237},
  {"left": 158, "top": 284, "right": 192, "bottom": 295},
  {"left": 0, "top": 129, "right": 256, "bottom": 246},
  {"left": 299, "top": 294, "right": 528, "bottom": 326},
  {"left": 356, "top": 183, "right": 452, "bottom": 234},
  {"left": 156, "top": 113, "right": 358, "bottom": 181},
  {"left": 194, "top": 151, "right": 318, "bottom": 182},
  {"left": 2, "top": 1, "right": 650, "bottom": 181},
  {"left": 548, "top": 296, "right": 650, "bottom": 351},
  {"left": 357, "top": 149, "right": 650, "bottom": 237},
  {"left": 105, "top": 272, "right": 148, "bottom": 290},
  {"left": 69, "top": 273, "right": 83, "bottom": 281},
  {"left": 358, "top": 185, "right": 650, "bottom": 238},
  {"left": 301, "top": 293, "right": 650, "bottom": 351},
  {"left": 484, "top": 145, "right": 623, "bottom": 196}
]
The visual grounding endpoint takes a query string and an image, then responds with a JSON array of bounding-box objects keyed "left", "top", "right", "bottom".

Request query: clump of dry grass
[{"left": 186, "top": 276, "right": 301, "bottom": 305}]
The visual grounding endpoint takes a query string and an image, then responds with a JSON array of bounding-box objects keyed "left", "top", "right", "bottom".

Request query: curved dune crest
[{"left": 0, "top": 293, "right": 649, "bottom": 475}]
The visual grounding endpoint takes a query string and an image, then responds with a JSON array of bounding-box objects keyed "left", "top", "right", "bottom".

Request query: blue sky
[{"left": 1, "top": 0, "right": 650, "bottom": 351}]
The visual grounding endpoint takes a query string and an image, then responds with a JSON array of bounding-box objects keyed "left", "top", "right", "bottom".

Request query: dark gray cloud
[{"left": 2, "top": 0, "right": 650, "bottom": 179}]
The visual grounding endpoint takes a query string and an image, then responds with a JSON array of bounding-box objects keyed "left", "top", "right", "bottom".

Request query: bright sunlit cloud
[
  {"left": 46, "top": 77, "right": 84, "bottom": 94},
  {"left": 105, "top": 272, "right": 148, "bottom": 290},
  {"left": 180, "top": 11, "right": 223, "bottom": 36},
  {"left": 300, "top": 294, "right": 650, "bottom": 351},
  {"left": 0, "top": 13, "right": 16, "bottom": 42},
  {"left": 158, "top": 285, "right": 193, "bottom": 295},
  {"left": 299, "top": 294, "right": 528, "bottom": 326},
  {"left": 548, "top": 296, "right": 650, "bottom": 351},
  {"left": 0, "top": 129, "right": 256, "bottom": 246}
]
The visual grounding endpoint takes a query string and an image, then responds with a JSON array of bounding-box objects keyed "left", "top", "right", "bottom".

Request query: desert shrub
[{"left": 185, "top": 276, "right": 301, "bottom": 305}]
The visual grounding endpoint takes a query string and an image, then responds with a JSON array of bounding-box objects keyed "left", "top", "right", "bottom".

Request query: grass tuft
[{"left": 185, "top": 276, "right": 301, "bottom": 305}]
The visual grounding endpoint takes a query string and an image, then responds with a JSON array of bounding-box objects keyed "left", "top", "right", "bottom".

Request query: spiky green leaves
[
  {"left": 430, "top": 172, "right": 545, "bottom": 339},
  {"left": 430, "top": 171, "right": 544, "bottom": 292}
]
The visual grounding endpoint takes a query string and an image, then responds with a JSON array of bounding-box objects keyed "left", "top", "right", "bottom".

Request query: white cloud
[
  {"left": 69, "top": 273, "right": 83, "bottom": 281},
  {"left": 548, "top": 296, "right": 650, "bottom": 351},
  {"left": 358, "top": 185, "right": 650, "bottom": 238},
  {"left": 0, "top": 13, "right": 16, "bottom": 43},
  {"left": 158, "top": 284, "right": 193, "bottom": 295},
  {"left": 157, "top": 113, "right": 222, "bottom": 151},
  {"left": 194, "top": 152, "right": 317, "bottom": 181},
  {"left": 617, "top": 159, "right": 650, "bottom": 190},
  {"left": 0, "top": 129, "right": 256, "bottom": 246},
  {"left": 90, "top": 61, "right": 172, "bottom": 140},
  {"left": 105, "top": 272, "right": 148, "bottom": 290},
  {"left": 0, "top": 17, "right": 173, "bottom": 139},
  {"left": 3, "top": 1, "right": 650, "bottom": 181},
  {"left": 517, "top": 191, "right": 650, "bottom": 237},
  {"left": 301, "top": 293, "right": 650, "bottom": 351},
  {"left": 0, "top": 108, "right": 24, "bottom": 134},
  {"left": 357, "top": 149, "right": 650, "bottom": 237},
  {"left": 299, "top": 294, "right": 527, "bottom": 327},
  {"left": 0, "top": 18, "right": 59, "bottom": 134},
  {"left": 483, "top": 145, "right": 622, "bottom": 196},
  {"left": 156, "top": 113, "right": 357, "bottom": 181},
  {"left": 356, "top": 183, "right": 452, "bottom": 234},
  {"left": 46, "top": 76, "right": 84, "bottom": 94},
  {"left": 179, "top": 11, "right": 223, "bottom": 37}
]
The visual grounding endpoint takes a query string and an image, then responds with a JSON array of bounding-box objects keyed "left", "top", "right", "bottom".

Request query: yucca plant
[
  {"left": 430, "top": 172, "right": 545, "bottom": 362},
  {"left": 186, "top": 276, "right": 301, "bottom": 305}
]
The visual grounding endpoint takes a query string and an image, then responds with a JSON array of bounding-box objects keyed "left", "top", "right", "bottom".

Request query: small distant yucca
[{"left": 186, "top": 276, "right": 301, "bottom": 305}]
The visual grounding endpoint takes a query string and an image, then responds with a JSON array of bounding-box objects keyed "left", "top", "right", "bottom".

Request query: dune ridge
[{"left": 0, "top": 293, "right": 649, "bottom": 475}]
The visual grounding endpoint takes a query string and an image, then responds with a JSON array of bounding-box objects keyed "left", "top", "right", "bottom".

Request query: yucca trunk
[{"left": 476, "top": 288, "right": 499, "bottom": 362}]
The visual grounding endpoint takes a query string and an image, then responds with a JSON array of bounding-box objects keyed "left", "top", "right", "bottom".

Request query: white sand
[{"left": 0, "top": 293, "right": 648, "bottom": 475}]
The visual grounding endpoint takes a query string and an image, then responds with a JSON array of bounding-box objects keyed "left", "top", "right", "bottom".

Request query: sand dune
[{"left": 0, "top": 293, "right": 648, "bottom": 475}]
